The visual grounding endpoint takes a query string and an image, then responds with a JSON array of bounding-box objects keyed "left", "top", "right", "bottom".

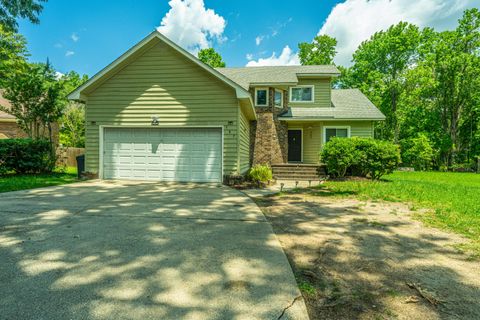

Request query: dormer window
[
  {"left": 274, "top": 90, "right": 283, "bottom": 108},
  {"left": 290, "top": 85, "right": 314, "bottom": 103},
  {"left": 255, "top": 88, "right": 268, "bottom": 106}
]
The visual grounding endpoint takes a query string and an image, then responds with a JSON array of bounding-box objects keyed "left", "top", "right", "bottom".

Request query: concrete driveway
[{"left": 0, "top": 181, "right": 308, "bottom": 320}]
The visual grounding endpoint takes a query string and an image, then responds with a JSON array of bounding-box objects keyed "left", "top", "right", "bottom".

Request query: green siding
[
  {"left": 288, "top": 78, "right": 331, "bottom": 108},
  {"left": 287, "top": 121, "right": 374, "bottom": 164},
  {"left": 84, "top": 38, "right": 241, "bottom": 176},
  {"left": 238, "top": 107, "right": 250, "bottom": 174}
]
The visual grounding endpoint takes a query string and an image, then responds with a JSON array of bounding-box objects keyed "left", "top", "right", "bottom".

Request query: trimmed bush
[
  {"left": 248, "top": 164, "right": 273, "bottom": 185},
  {"left": 319, "top": 137, "right": 358, "bottom": 177},
  {"left": 0, "top": 139, "right": 56, "bottom": 174},
  {"left": 320, "top": 137, "right": 400, "bottom": 180}
]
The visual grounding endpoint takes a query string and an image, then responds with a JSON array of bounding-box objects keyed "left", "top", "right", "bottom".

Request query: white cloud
[
  {"left": 255, "top": 36, "right": 264, "bottom": 46},
  {"left": 65, "top": 51, "right": 75, "bottom": 57},
  {"left": 246, "top": 46, "right": 300, "bottom": 67},
  {"left": 55, "top": 71, "right": 64, "bottom": 80},
  {"left": 54, "top": 43, "right": 63, "bottom": 48},
  {"left": 246, "top": 53, "right": 253, "bottom": 61},
  {"left": 157, "top": 0, "right": 226, "bottom": 52},
  {"left": 319, "top": 0, "right": 477, "bottom": 66},
  {"left": 71, "top": 33, "right": 79, "bottom": 42}
]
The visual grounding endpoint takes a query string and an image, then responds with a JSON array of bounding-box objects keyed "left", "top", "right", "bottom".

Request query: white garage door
[{"left": 103, "top": 127, "right": 222, "bottom": 182}]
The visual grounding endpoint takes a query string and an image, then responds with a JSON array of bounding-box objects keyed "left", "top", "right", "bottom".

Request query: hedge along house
[{"left": 68, "top": 31, "right": 385, "bottom": 183}]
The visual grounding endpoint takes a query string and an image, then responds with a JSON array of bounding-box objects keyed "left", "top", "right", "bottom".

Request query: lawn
[
  {"left": 0, "top": 167, "right": 78, "bottom": 193},
  {"left": 318, "top": 171, "right": 480, "bottom": 244}
]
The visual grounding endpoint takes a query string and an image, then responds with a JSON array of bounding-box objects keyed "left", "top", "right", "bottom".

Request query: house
[
  {"left": 68, "top": 31, "right": 385, "bottom": 183},
  {"left": 0, "top": 91, "right": 26, "bottom": 139}
]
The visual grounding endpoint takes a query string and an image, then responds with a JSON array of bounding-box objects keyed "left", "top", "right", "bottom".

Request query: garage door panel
[{"left": 103, "top": 127, "right": 222, "bottom": 182}]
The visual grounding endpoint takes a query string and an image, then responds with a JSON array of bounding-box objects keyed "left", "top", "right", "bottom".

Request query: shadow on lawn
[
  {"left": 0, "top": 181, "right": 298, "bottom": 320},
  {"left": 257, "top": 192, "right": 480, "bottom": 320}
]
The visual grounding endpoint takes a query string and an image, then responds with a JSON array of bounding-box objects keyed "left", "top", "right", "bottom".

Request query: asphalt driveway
[{"left": 0, "top": 180, "right": 308, "bottom": 320}]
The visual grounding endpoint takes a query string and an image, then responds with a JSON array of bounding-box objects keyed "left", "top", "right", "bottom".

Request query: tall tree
[
  {"left": 0, "top": 24, "right": 28, "bottom": 83},
  {"left": 419, "top": 8, "right": 480, "bottom": 165},
  {"left": 197, "top": 48, "right": 226, "bottom": 68},
  {"left": 0, "top": 0, "right": 47, "bottom": 32},
  {"left": 349, "top": 22, "right": 421, "bottom": 143},
  {"left": 298, "top": 35, "right": 337, "bottom": 65}
]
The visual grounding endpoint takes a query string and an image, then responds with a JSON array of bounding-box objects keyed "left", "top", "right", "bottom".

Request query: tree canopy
[
  {"left": 197, "top": 48, "right": 226, "bottom": 68},
  {"left": 335, "top": 8, "right": 480, "bottom": 168},
  {"left": 0, "top": 0, "right": 47, "bottom": 32},
  {"left": 298, "top": 35, "right": 337, "bottom": 65}
]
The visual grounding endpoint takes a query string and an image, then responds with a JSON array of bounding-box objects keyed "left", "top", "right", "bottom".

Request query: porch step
[{"left": 271, "top": 164, "right": 326, "bottom": 180}]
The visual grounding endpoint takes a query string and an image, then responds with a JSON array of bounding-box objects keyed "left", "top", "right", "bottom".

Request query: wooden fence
[{"left": 57, "top": 147, "right": 85, "bottom": 167}]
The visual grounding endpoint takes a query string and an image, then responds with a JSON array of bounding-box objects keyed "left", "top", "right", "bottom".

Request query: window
[
  {"left": 290, "top": 85, "right": 314, "bottom": 102},
  {"left": 274, "top": 90, "right": 283, "bottom": 107},
  {"left": 323, "top": 126, "right": 350, "bottom": 143},
  {"left": 255, "top": 88, "right": 268, "bottom": 106}
]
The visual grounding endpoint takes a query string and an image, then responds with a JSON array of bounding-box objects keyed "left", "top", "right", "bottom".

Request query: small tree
[
  {"left": 197, "top": 48, "right": 226, "bottom": 68},
  {"left": 0, "top": 62, "right": 65, "bottom": 159},
  {"left": 401, "top": 133, "right": 434, "bottom": 170},
  {"left": 58, "top": 71, "right": 88, "bottom": 147},
  {"left": 60, "top": 102, "right": 85, "bottom": 147}
]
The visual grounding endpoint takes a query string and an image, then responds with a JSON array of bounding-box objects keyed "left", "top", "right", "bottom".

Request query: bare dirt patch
[{"left": 253, "top": 192, "right": 480, "bottom": 320}]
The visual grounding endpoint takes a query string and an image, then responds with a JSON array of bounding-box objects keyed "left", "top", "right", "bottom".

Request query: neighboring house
[
  {"left": 68, "top": 31, "right": 385, "bottom": 183},
  {"left": 0, "top": 90, "right": 59, "bottom": 142},
  {"left": 0, "top": 91, "right": 26, "bottom": 139}
]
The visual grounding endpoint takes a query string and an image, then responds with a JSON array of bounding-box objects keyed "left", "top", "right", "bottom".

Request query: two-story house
[{"left": 68, "top": 31, "right": 385, "bottom": 183}]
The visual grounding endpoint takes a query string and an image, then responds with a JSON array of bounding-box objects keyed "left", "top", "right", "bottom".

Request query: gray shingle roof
[
  {"left": 278, "top": 89, "right": 385, "bottom": 120},
  {"left": 215, "top": 65, "right": 340, "bottom": 90}
]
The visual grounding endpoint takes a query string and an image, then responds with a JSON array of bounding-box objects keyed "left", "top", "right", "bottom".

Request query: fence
[{"left": 57, "top": 147, "right": 85, "bottom": 168}]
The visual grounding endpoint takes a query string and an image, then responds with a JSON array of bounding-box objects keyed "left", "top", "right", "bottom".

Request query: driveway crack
[{"left": 277, "top": 295, "right": 303, "bottom": 319}]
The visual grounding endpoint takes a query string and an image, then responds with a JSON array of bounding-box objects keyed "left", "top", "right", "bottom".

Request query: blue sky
[{"left": 18, "top": 0, "right": 477, "bottom": 77}]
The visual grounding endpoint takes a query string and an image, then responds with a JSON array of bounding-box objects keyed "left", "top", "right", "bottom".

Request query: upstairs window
[
  {"left": 274, "top": 90, "right": 283, "bottom": 107},
  {"left": 255, "top": 88, "right": 268, "bottom": 106},
  {"left": 324, "top": 126, "right": 350, "bottom": 143},
  {"left": 290, "top": 85, "right": 314, "bottom": 103}
]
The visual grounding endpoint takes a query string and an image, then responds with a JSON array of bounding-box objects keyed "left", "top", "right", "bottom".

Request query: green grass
[
  {"left": 0, "top": 167, "right": 78, "bottom": 193},
  {"left": 317, "top": 171, "right": 480, "bottom": 244}
]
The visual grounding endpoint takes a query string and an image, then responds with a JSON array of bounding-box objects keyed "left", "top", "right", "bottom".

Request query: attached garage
[{"left": 102, "top": 127, "right": 222, "bottom": 182}]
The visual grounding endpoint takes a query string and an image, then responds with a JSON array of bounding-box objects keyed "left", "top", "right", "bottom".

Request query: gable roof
[
  {"left": 278, "top": 89, "right": 385, "bottom": 121},
  {"left": 216, "top": 65, "right": 340, "bottom": 90},
  {"left": 68, "top": 31, "right": 252, "bottom": 101}
]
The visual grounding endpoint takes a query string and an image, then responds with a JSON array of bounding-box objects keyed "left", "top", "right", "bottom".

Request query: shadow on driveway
[{"left": 0, "top": 180, "right": 308, "bottom": 320}]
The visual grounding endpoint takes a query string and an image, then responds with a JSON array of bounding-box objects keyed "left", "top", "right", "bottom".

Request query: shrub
[
  {"left": 401, "top": 133, "right": 434, "bottom": 170},
  {"left": 320, "top": 137, "right": 400, "bottom": 180},
  {"left": 320, "top": 137, "right": 358, "bottom": 177},
  {"left": 0, "top": 139, "right": 55, "bottom": 174},
  {"left": 363, "top": 140, "right": 401, "bottom": 180},
  {"left": 248, "top": 164, "right": 273, "bottom": 184}
]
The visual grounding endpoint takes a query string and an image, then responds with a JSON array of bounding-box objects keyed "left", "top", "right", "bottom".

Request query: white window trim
[
  {"left": 322, "top": 125, "right": 351, "bottom": 144},
  {"left": 288, "top": 128, "right": 303, "bottom": 163},
  {"left": 255, "top": 87, "right": 269, "bottom": 106},
  {"left": 274, "top": 89, "right": 283, "bottom": 108},
  {"left": 289, "top": 85, "right": 315, "bottom": 103}
]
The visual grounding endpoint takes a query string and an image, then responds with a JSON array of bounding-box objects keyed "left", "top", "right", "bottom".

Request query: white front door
[{"left": 103, "top": 127, "right": 222, "bottom": 182}]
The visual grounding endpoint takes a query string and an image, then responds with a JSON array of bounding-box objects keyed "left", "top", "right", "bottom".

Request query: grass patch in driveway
[{"left": 0, "top": 167, "right": 78, "bottom": 193}]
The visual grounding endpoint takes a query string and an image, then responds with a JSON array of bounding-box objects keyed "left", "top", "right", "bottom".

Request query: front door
[{"left": 288, "top": 130, "right": 302, "bottom": 162}]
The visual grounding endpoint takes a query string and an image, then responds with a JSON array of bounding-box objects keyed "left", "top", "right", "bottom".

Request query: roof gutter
[{"left": 277, "top": 117, "right": 386, "bottom": 121}]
